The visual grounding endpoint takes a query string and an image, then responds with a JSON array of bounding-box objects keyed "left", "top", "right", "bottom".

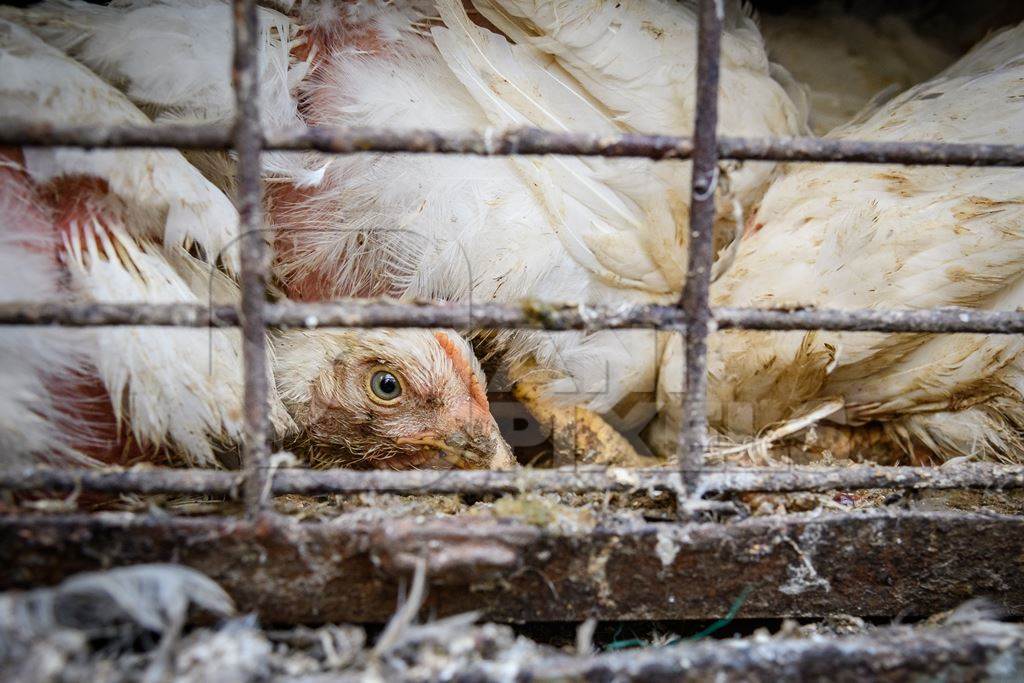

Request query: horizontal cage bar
[
  {"left": 3, "top": 463, "right": 1022, "bottom": 496},
  {"left": 487, "top": 623, "right": 1024, "bottom": 681},
  {"left": 4, "top": 301, "right": 1024, "bottom": 334},
  {"left": 2, "top": 121, "right": 1024, "bottom": 167}
]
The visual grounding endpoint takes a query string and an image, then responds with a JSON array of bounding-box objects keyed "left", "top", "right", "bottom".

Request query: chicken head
[{"left": 274, "top": 328, "right": 514, "bottom": 470}]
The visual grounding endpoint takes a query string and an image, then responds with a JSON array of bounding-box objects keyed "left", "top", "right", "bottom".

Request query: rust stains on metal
[
  {"left": 231, "top": 0, "right": 271, "bottom": 516},
  {"left": 508, "top": 622, "right": 1024, "bottom": 682},
  {"left": 4, "top": 120, "right": 1024, "bottom": 167},
  {"left": 7, "top": 301, "right": 1024, "bottom": 335},
  {"left": 677, "top": 0, "right": 724, "bottom": 493},
  {"left": 0, "top": 300, "right": 687, "bottom": 330},
  {"left": 712, "top": 306, "right": 1024, "bottom": 334},
  {"left": 369, "top": 517, "right": 539, "bottom": 586}
]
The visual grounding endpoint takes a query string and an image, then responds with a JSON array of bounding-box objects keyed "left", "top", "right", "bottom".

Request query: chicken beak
[
  {"left": 395, "top": 401, "right": 516, "bottom": 470},
  {"left": 394, "top": 427, "right": 514, "bottom": 470},
  {"left": 443, "top": 423, "right": 516, "bottom": 470},
  {"left": 438, "top": 400, "right": 516, "bottom": 469}
]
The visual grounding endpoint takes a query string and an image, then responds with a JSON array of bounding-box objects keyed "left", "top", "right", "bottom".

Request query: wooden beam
[{"left": 2, "top": 510, "right": 1022, "bottom": 622}]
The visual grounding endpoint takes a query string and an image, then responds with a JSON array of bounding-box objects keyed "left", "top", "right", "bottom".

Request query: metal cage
[{"left": 2, "top": 1, "right": 1024, "bottom": 674}]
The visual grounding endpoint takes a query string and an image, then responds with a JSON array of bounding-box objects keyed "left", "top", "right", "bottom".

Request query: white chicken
[
  {"left": 651, "top": 20, "right": 1024, "bottom": 463},
  {"left": 8, "top": 0, "right": 809, "bottom": 463},
  {"left": 760, "top": 6, "right": 955, "bottom": 135},
  {"left": 293, "top": 0, "right": 806, "bottom": 459},
  {"left": 0, "top": 17, "right": 513, "bottom": 471}
]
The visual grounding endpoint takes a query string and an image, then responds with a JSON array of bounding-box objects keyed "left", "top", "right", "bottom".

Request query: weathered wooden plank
[{"left": 1, "top": 510, "right": 1022, "bottom": 623}]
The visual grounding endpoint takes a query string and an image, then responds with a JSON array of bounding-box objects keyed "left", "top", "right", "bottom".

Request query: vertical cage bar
[
  {"left": 678, "top": 0, "right": 724, "bottom": 492},
  {"left": 232, "top": 0, "right": 271, "bottom": 515}
]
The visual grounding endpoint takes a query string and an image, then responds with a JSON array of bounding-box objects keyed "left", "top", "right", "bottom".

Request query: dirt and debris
[
  {"left": 45, "top": 469, "right": 1024, "bottom": 523},
  {"left": 0, "top": 563, "right": 549, "bottom": 683},
  {"left": 2, "top": 564, "right": 1021, "bottom": 683}
]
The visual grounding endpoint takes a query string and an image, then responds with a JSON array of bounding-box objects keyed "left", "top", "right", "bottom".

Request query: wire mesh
[{"left": 1, "top": 0, "right": 1024, "bottom": 501}]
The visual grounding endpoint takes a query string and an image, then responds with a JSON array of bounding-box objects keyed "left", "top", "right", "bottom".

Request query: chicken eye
[{"left": 369, "top": 370, "right": 402, "bottom": 403}]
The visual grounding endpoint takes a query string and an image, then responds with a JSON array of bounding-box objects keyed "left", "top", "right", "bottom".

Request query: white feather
[
  {"left": 0, "top": 163, "right": 90, "bottom": 467},
  {"left": 0, "top": 1, "right": 801, "bottom": 427},
  {"left": 683, "top": 22, "right": 1024, "bottom": 460},
  {"left": 0, "top": 18, "right": 243, "bottom": 272},
  {"left": 761, "top": 9, "right": 955, "bottom": 134},
  {"left": 62, "top": 222, "right": 273, "bottom": 466},
  {"left": 7, "top": 0, "right": 325, "bottom": 187},
  {"left": 0, "top": 18, "right": 297, "bottom": 466},
  {"left": 272, "top": 0, "right": 805, "bottom": 414}
]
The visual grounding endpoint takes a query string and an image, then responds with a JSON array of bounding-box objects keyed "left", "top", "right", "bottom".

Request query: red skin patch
[
  {"left": 1, "top": 156, "right": 146, "bottom": 464},
  {"left": 0, "top": 149, "right": 59, "bottom": 261},
  {"left": 743, "top": 210, "right": 764, "bottom": 237},
  {"left": 272, "top": 10, "right": 400, "bottom": 301},
  {"left": 1, "top": 150, "right": 119, "bottom": 260},
  {"left": 433, "top": 331, "right": 490, "bottom": 417},
  {"left": 44, "top": 179, "right": 145, "bottom": 462},
  {"left": 43, "top": 176, "right": 114, "bottom": 244},
  {"left": 46, "top": 370, "right": 150, "bottom": 466},
  {"left": 291, "top": 6, "right": 393, "bottom": 127},
  {"left": 277, "top": 266, "right": 339, "bottom": 302},
  {"left": 267, "top": 178, "right": 406, "bottom": 300},
  {"left": 267, "top": 181, "right": 335, "bottom": 300}
]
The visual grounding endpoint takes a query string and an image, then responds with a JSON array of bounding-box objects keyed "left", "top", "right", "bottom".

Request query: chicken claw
[{"left": 512, "top": 380, "right": 655, "bottom": 468}]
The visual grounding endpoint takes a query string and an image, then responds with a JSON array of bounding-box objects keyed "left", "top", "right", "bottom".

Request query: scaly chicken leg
[{"left": 512, "top": 379, "right": 655, "bottom": 468}]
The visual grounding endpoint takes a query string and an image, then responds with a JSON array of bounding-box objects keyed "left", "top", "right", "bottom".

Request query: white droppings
[
  {"left": 779, "top": 526, "right": 831, "bottom": 595},
  {"left": 608, "top": 468, "right": 640, "bottom": 487},
  {"left": 655, "top": 529, "right": 681, "bottom": 567}
]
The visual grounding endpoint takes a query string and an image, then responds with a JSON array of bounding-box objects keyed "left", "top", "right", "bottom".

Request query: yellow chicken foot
[{"left": 512, "top": 379, "right": 654, "bottom": 468}]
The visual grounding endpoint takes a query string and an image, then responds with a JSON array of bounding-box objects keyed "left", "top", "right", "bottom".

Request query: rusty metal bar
[
  {"left": 677, "top": 0, "right": 723, "bottom": 493},
  {"left": 232, "top": 0, "right": 270, "bottom": 516},
  {"left": 485, "top": 623, "right": 1024, "bottom": 683},
  {"left": 2, "top": 463, "right": 1024, "bottom": 497},
  {"left": 0, "top": 302, "right": 241, "bottom": 327},
  {"left": 5, "top": 120, "right": 1024, "bottom": 167},
  {"left": 712, "top": 306, "right": 1024, "bottom": 333},
  {"left": 6, "top": 301, "right": 1024, "bottom": 335},
  {"left": 35, "top": 621, "right": 1024, "bottom": 682},
  {"left": 1, "top": 121, "right": 231, "bottom": 150},
  {"left": 3, "top": 511, "right": 1022, "bottom": 622},
  {"left": 717, "top": 135, "right": 1024, "bottom": 166},
  {"left": 0, "top": 301, "right": 686, "bottom": 330}
]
